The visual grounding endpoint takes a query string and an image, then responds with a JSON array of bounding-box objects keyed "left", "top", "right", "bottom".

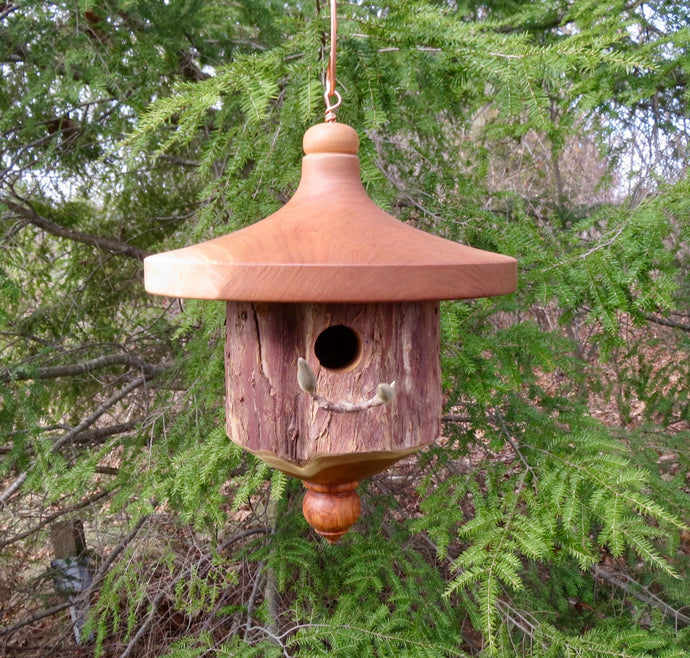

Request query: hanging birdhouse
[
  {"left": 144, "top": 122, "right": 516, "bottom": 542},
  {"left": 145, "top": 0, "right": 514, "bottom": 543}
]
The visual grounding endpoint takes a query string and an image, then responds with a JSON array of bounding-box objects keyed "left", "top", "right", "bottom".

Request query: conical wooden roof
[{"left": 144, "top": 123, "right": 517, "bottom": 302}]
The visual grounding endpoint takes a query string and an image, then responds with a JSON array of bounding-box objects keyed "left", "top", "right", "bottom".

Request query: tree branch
[
  {"left": 441, "top": 414, "right": 472, "bottom": 423},
  {"left": 0, "top": 372, "right": 160, "bottom": 504},
  {"left": 119, "top": 593, "right": 166, "bottom": 658},
  {"left": 2, "top": 197, "right": 150, "bottom": 261},
  {"left": 96, "top": 514, "right": 151, "bottom": 577},
  {"left": 643, "top": 312, "right": 690, "bottom": 332},
  {"left": 51, "top": 375, "right": 154, "bottom": 453},
  {"left": 1, "top": 353, "right": 164, "bottom": 383},
  {"left": 0, "top": 602, "right": 72, "bottom": 638},
  {"left": 0, "top": 472, "right": 26, "bottom": 505},
  {"left": 0, "top": 489, "right": 111, "bottom": 550},
  {"left": 592, "top": 565, "right": 690, "bottom": 627},
  {"left": 0, "top": 420, "right": 139, "bottom": 455},
  {"left": 217, "top": 526, "right": 271, "bottom": 553}
]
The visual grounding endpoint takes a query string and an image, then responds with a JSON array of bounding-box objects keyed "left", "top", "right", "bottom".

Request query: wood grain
[
  {"left": 144, "top": 122, "right": 517, "bottom": 303},
  {"left": 302, "top": 481, "right": 361, "bottom": 544}
]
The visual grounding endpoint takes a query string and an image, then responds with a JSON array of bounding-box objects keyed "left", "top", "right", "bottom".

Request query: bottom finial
[{"left": 302, "top": 481, "right": 361, "bottom": 544}]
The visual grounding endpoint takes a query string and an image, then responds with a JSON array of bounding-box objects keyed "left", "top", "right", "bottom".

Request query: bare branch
[
  {"left": 95, "top": 514, "right": 151, "bottom": 577},
  {"left": 217, "top": 526, "right": 271, "bottom": 552},
  {"left": 2, "top": 197, "right": 150, "bottom": 261},
  {"left": 51, "top": 375, "right": 154, "bottom": 453},
  {"left": 0, "top": 472, "right": 26, "bottom": 505},
  {"left": 643, "top": 312, "right": 690, "bottom": 333},
  {"left": 0, "top": 489, "right": 111, "bottom": 550},
  {"left": 1, "top": 420, "right": 139, "bottom": 454},
  {"left": 442, "top": 414, "right": 472, "bottom": 423},
  {"left": 1, "top": 353, "right": 164, "bottom": 383},
  {"left": 592, "top": 565, "right": 690, "bottom": 627},
  {"left": 0, "top": 602, "right": 72, "bottom": 638}
]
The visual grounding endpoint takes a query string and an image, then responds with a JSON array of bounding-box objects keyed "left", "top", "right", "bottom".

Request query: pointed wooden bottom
[{"left": 302, "top": 481, "right": 361, "bottom": 544}]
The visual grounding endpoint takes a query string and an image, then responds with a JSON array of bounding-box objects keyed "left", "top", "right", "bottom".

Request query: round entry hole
[{"left": 314, "top": 325, "right": 362, "bottom": 371}]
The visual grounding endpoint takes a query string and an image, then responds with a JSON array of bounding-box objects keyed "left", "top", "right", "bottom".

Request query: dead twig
[
  {"left": 592, "top": 565, "right": 690, "bottom": 628},
  {"left": 0, "top": 489, "right": 111, "bottom": 550}
]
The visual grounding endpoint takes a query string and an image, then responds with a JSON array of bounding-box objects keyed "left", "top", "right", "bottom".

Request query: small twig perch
[{"left": 297, "top": 357, "right": 395, "bottom": 413}]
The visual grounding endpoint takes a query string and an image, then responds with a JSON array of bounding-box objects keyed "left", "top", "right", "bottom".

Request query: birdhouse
[{"left": 144, "top": 122, "right": 517, "bottom": 542}]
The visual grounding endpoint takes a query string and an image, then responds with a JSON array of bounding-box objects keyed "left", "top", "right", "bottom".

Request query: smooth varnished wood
[
  {"left": 302, "top": 481, "right": 361, "bottom": 544},
  {"left": 144, "top": 122, "right": 517, "bottom": 303}
]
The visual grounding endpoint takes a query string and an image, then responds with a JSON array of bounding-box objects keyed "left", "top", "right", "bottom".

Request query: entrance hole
[{"left": 314, "top": 325, "right": 362, "bottom": 371}]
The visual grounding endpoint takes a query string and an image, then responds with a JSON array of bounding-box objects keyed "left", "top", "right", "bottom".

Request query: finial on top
[{"left": 303, "top": 122, "right": 359, "bottom": 155}]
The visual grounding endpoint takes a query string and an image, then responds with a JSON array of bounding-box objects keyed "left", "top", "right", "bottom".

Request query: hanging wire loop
[
  {"left": 324, "top": 0, "right": 339, "bottom": 122},
  {"left": 324, "top": 90, "right": 342, "bottom": 123}
]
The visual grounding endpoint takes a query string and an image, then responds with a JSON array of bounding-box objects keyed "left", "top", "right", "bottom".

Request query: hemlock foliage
[{"left": 1, "top": 1, "right": 689, "bottom": 655}]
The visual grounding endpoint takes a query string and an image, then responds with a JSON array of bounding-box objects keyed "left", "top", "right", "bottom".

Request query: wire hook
[{"left": 324, "top": 89, "right": 341, "bottom": 123}]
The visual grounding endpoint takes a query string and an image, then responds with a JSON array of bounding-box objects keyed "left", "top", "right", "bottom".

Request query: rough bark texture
[
  {"left": 225, "top": 301, "right": 441, "bottom": 483},
  {"left": 50, "top": 520, "right": 87, "bottom": 560}
]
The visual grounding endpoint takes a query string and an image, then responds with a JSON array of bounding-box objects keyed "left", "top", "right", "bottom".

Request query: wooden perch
[{"left": 297, "top": 357, "right": 395, "bottom": 413}]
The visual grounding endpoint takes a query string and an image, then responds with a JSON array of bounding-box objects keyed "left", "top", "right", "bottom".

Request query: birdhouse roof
[{"left": 144, "top": 123, "right": 517, "bottom": 303}]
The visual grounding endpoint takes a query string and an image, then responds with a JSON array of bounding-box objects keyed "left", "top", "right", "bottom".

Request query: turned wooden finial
[
  {"left": 302, "top": 481, "right": 361, "bottom": 544},
  {"left": 302, "top": 122, "right": 359, "bottom": 155}
]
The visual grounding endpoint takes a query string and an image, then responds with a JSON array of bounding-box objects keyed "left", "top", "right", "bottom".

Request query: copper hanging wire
[{"left": 324, "top": 0, "right": 341, "bottom": 122}]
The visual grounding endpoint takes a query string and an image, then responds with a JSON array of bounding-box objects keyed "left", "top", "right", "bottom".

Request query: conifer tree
[{"left": 1, "top": 1, "right": 689, "bottom": 655}]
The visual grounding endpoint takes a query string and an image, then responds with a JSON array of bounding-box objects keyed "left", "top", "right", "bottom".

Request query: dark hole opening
[{"left": 314, "top": 325, "right": 361, "bottom": 371}]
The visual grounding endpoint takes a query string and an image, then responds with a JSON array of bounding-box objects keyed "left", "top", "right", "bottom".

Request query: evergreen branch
[
  {"left": 375, "top": 158, "right": 446, "bottom": 223},
  {"left": 0, "top": 373, "right": 158, "bottom": 503},
  {"left": 121, "top": 519, "right": 258, "bottom": 657},
  {"left": 495, "top": 600, "right": 651, "bottom": 658},
  {"left": 251, "top": 626, "right": 290, "bottom": 657},
  {"left": 541, "top": 224, "right": 626, "bottom": 272},
  {"left": 494, "top": 408, "right": 535, "bottom": 481},
  {"left": 2, "top": 197, "right": 150, "bottom": 261},
  {"left": 284, "top": 623, "right": 469, "bottom": 656},
  {"left": 1, "top": 354, "right": 164, "bottom": 383},
  {"left": 119, "top": 592, "right": 167, "bottom": 658}
]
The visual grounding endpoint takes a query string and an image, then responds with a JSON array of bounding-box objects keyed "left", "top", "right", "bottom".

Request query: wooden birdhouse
[{"left": 144, "top": 122, "right": 517, "bottom": 542}]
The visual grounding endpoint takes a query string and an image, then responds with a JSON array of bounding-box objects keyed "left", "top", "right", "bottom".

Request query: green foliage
[{"left": 2, "top": 0, "right": 689, "bottom": 656}]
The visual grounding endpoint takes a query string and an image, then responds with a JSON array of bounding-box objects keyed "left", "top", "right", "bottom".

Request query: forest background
[{"left": 1, "top": 0, "right": 689, "bottom": 656}]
